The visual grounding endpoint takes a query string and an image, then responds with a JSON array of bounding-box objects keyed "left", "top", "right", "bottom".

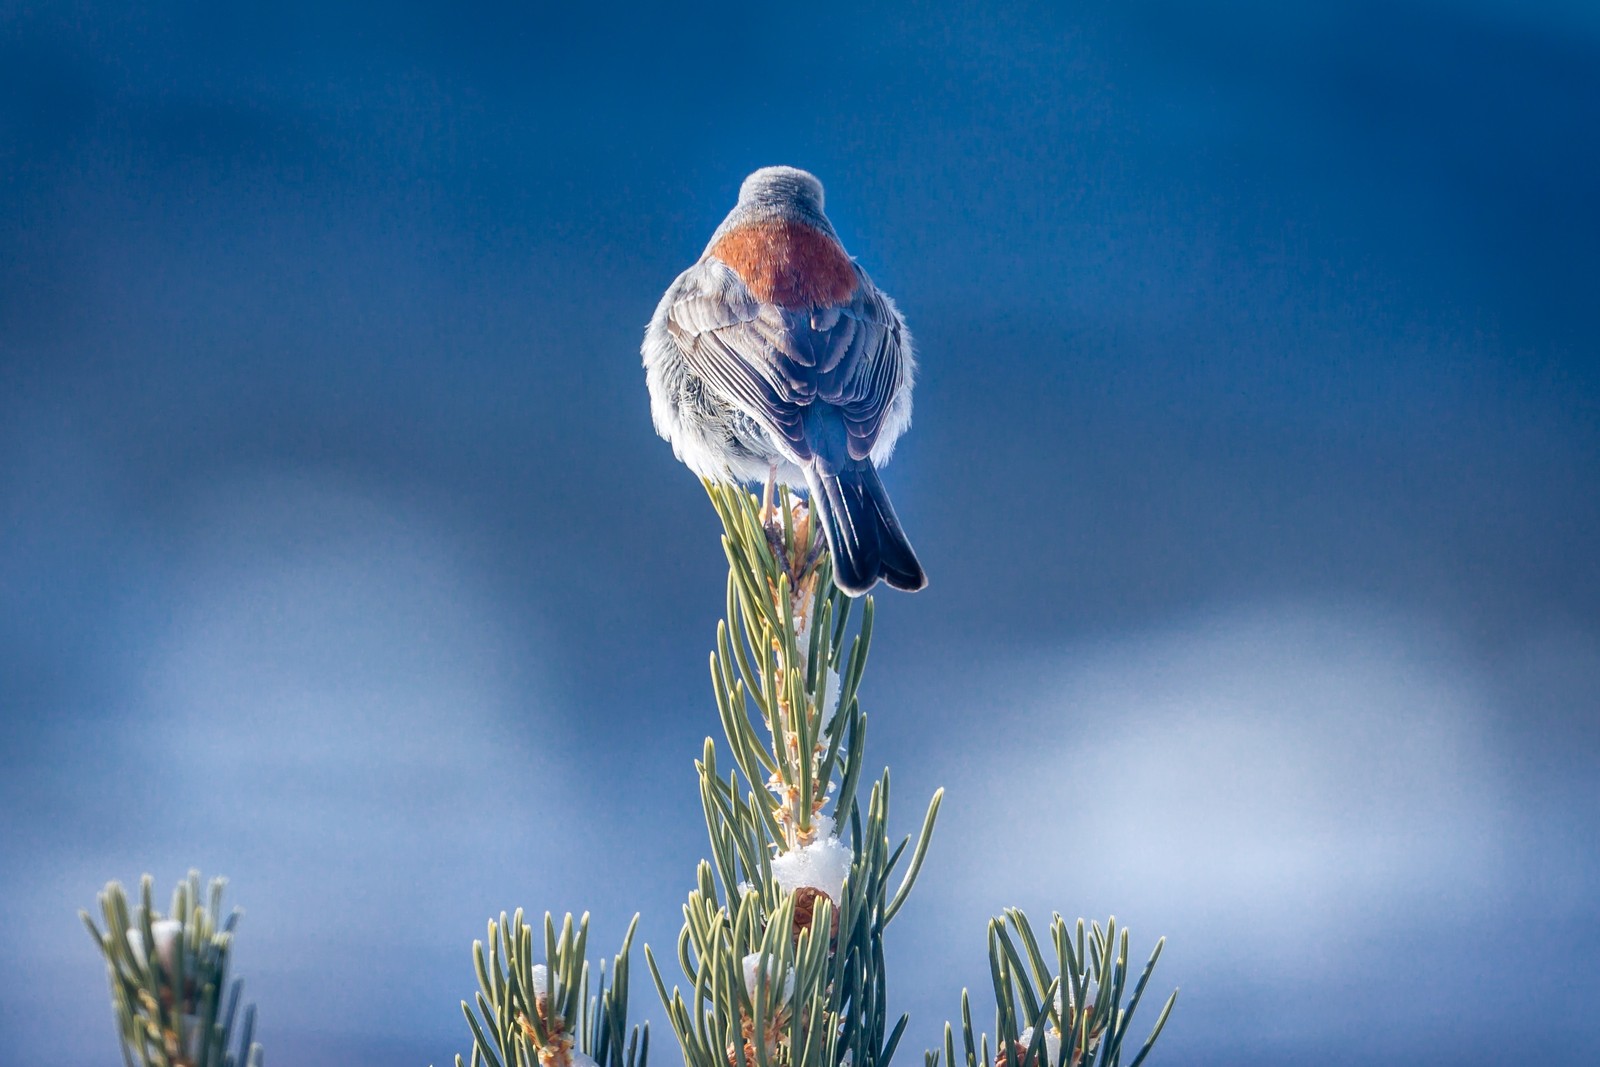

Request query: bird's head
[
  {"left": 701, "top": 166, "right": 842, "bottom": 259},
  {"left": 739, "top": 166, "right": 825, "bottom": 212},
  {"left": 733, "top": 166, "right": 832, "bottom": 230}
]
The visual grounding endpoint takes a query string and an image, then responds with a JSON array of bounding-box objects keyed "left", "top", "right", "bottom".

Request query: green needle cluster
[
  {"left": 457, "top": 911, "right": 646, "bottom": 1067},
  {"left": 645, "top": 483, "right": 943, "bottom": 1067},
  {"left": 81, "top": 871, "right": 262, "bottom": 1067},
  {"left": 933, "top": 913, "right": 1176, "bottom": 1067}
]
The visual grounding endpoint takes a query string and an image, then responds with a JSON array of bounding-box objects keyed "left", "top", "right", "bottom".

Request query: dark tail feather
[
  {"left": 861, "top": 464, "right": 927, "bottom": 592},
  {"left": 804, "top": 462, "right": 928, "bottom": 596}
]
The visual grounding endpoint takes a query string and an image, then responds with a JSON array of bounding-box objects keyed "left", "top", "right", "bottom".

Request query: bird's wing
[
  {"left": 821, "top": 269, "right": 910, "bottom": 462},
  {"left": 664, "top": 259, "right": 910, "bottom": 465},
  {"left": 663, "top": 259, "right": 814, "bottom": 459}
]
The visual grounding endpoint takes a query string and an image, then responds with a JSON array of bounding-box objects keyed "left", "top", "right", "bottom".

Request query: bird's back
[{"left": 708, "top": 219, "right": 858, "bottom": 311}]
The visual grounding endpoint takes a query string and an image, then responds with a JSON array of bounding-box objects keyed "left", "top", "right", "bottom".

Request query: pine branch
[
  {"left": 81, "top": 871, "right": 263, "bottom": 1067},
  {"left": 929, "top": 913, "right": 1176, "bottom": 1067},
  {"left": 649, "top": 483, "right": 943, "bottom": 1067},
  {"left": 452, "top": 910, "right": 647, "bottom": 1067}
]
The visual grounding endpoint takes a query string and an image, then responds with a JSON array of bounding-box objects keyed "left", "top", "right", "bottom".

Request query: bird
[{"left": 642, "top": 166, "right": 926, "bottom": 597}]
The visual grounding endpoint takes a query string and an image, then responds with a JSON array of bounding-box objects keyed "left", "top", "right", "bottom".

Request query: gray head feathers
[
  {"left": 702, "top": 166, "right": 835, "bottom": 251},
  {"left": 738, "top": 166, "right": 825, "bottom": 213}
]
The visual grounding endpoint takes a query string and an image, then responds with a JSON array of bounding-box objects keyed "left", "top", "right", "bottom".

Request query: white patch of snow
[
  {"left": 741, "top": 952, "right": 795, "bottom": 1004},
  {"left": 125, "top": 918, "right": 183, "bottom": 973},
  {"left": 771, "top": 818, "right": 853, "bottom": 904}
]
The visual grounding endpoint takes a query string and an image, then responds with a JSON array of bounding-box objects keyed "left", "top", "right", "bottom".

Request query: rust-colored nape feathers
[{"left": 709, "top": 220, "right": 857, "bottom": 310}]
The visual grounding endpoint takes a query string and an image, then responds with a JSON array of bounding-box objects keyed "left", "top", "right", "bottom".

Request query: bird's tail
[{"left": 803, "top": 461, "right": 927, "bottom": 597}]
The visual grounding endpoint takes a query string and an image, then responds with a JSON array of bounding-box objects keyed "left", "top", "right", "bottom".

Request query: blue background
[{"left": 3, "top": 2, "right": 1597, "bottom": 1064}]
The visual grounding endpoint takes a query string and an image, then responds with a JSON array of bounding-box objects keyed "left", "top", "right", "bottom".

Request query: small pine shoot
[{"left": 81, "top": 871, "right": 263, "bottom": 1067}]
